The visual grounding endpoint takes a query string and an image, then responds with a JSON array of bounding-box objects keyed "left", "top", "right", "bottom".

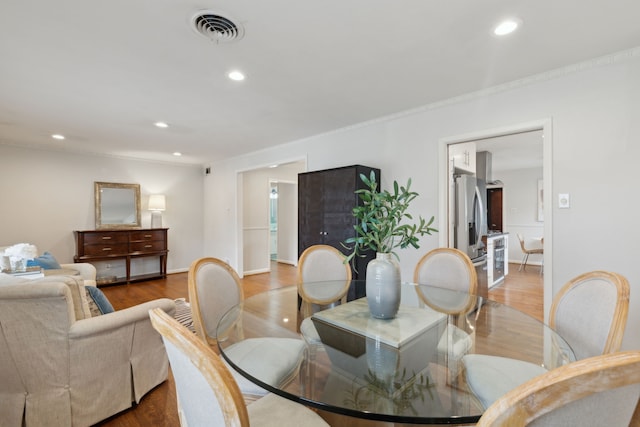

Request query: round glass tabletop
[{"left": 217, "top": 281, "right": 575, "bottom": 424}]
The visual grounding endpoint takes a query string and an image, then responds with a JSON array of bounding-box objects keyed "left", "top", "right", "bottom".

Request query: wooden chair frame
[
  {"left": 549, "top": 270, "right": 630, "bottom": 356},
  {"left": 297, "top": 244, "right": 352, "bottom": 319},
  {"left": 413, "top": 247, "right": 478, "bottom": 315},
  {"left": 477, "top": 351, "right": 640, "bottom": 427},
  {"left": 188, "top": 257, "right": 245, "bottom": 347},
  {"left": 149, "top": 307, "right": 251, "bottom": 427},
  {"left": 462, "top": 269, "right": 632, "bottom": 415}
]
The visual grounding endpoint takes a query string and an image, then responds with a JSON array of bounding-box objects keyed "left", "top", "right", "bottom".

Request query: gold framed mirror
[{"left": 95, "top": 182, "right": 141, "bottom": 229}]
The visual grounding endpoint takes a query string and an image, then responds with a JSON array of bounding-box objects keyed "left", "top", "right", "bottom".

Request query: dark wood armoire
[{"left": 298, "top": 165, "right": 381, "bottom": 291}]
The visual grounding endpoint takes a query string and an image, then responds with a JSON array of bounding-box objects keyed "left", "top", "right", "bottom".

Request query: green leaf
[{"left": 343, "top": 173, "right": 438, "bottom": 258}]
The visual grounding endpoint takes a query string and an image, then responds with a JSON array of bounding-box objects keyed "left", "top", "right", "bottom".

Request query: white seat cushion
[
  {"left": 224, "top": 337, "right": 305, "bottom": 399},
  {"left": 462, "top": 354, "right": 548, "bottom": 409},
  {"left": 248, "top": 392, "right": 329, "bottom": 426},
  {"left": 300, "top": 317, "right": 321, "bottom": 345}
]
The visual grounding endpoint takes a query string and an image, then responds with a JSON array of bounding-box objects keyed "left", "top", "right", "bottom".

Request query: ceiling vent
[{"left": 191, "top": 11, "right": 244, "bottom": 43}]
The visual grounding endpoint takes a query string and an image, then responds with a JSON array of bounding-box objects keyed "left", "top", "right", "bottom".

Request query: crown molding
[{"left": 297, "top": 46, "right": 640, "bottom": 143}]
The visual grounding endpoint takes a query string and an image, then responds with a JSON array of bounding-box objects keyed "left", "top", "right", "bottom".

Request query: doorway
[
  {"left": 439, "top": 119, "right": 553, "bottom": 319},
  {"left": 239, "top": 160, "right": 305, "bottom": 276},
  {"left": 269, "top": 180, "right": 298, "bottom": 265},
  {"left": 487, "top": 187, "right": 503, "bottom": 232}
]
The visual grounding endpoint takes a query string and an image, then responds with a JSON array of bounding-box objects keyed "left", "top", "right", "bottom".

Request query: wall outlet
[
  {"left": 106, "top": 264, "right": 111, "bottom": 269},
  {"left": 558, "top": 193, "right": 570, "bottom": 209}
]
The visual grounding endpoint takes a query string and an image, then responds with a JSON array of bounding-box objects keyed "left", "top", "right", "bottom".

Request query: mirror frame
[{"left": 94, "top": 182, "right": 141, "bottom": 230}]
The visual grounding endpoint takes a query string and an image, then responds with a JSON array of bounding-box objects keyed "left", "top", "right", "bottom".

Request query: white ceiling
[
  {"left": 1, "top": 1, "right": 639, "bottom": 165},
  {"left": 476, "top": 130, "right": 543, "bottom": 172}
]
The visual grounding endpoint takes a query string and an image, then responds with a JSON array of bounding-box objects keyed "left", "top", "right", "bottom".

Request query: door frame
[
  {"left": 438, "top": 118, "right": 553, "bottom": 320},
  {"left": 269, "top": 179, "right": 298, "bottom": 266},
  {"left": 236, "top": 158, "right": 307, "bottom": 277}
]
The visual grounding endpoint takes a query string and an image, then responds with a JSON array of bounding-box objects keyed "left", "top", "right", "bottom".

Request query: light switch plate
[{"left": 558, "top": 193, "right": 570, "bottom": 209}]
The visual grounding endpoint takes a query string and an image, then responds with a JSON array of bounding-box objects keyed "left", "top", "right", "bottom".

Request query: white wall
[
  {"left": 242, "top": 171, "right": 271, "bottom": 274},
  {"left": 206, "top": 48, "right": 640, "bottom": 349},
  {"left": 496, "top": 167, "right": 545, "bottom": 265},
  {"left": 0, "top": 145, "right": 204, "bottom": 276}
]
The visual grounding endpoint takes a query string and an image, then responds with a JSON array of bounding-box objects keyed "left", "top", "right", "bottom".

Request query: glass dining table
[{"left": 217, "top": 281, "right": 575, "bottom": 425}]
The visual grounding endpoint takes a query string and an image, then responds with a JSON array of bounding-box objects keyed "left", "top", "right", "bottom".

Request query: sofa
[{"left": 0, "top": 272, "right": 176, "bottom": 426}]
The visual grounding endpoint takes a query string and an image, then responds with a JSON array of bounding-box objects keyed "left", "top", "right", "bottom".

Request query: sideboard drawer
[
  {"left": 131, "top": 240, "right": 166, "bottom": 252},
  {"left": 83, "top": 243, "right": 129, "bottom": 257},
  {"left": 130, "top": 230, "right": 165, "bottom": 242},
  {"left": 83, "top": 232, "right": 128, "bottom": 245}
]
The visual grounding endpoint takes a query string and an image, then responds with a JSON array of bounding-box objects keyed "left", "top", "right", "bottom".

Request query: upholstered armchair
[{"left": 0, "top": 275, "right": 176, "bottom": 427}]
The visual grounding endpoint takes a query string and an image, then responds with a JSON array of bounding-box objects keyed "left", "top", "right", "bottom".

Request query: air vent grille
[{"left": 192, "top": 11, "right": 244, "bottom": 43}]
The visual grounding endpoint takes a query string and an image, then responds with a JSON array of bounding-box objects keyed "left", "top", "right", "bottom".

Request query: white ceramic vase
[{"left": 366, "top": 252, "right": 401, "bottom": 319}]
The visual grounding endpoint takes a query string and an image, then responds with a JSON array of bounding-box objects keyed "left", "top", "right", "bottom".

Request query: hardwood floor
[
  {"left": 486, "top": 263, "right": 543, "bottom": 322},
  {"left": 95, "top": 261, "right": 543, "bottom": 427}
]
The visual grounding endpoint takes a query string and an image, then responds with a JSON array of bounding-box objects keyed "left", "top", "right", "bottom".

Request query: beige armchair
[{"left": 0, "top": 276, "right": 176, "bottom": 427}]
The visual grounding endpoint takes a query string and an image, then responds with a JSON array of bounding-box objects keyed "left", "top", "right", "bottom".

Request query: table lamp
[{"left": 149, "top": 194, "right": 166, "bottom": 228}]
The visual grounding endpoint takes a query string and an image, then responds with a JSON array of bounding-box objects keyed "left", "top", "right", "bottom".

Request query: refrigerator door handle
[{"left": 475, "top": 185, "right": 486, "bottom": 247}]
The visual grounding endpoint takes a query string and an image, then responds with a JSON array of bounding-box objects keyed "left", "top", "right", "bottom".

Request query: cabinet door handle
[
  {"left": 144, "top": 234, "right": 152, "bottom": 238},
  {"left": 102, "top": 247, "right": 112, "bottom": 252},
  {"left": 102, "top": 236, "right": 112, "bottom": 240},
  {"left": 144, "top": 245, "right": 152, "bottom": 248}
]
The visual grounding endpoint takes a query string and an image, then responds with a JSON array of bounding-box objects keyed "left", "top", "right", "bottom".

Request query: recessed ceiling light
[
  {"left": 51, "top": 134, "right": 65, "bottom": 140},
  {"left": 173, "top": 152, "right": 182, "bottom": 157},
  {"left": 228, "top": 70, "right": 245, "bottom": 81},
  {"left": 155, "top": 121, "right": 169, "bottom": 128},
  {"left": 494, "top": 18, "right": 521, "bottom": 36}
]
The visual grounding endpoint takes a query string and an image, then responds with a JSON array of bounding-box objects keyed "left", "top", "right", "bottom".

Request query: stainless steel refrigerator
[{"left": 454, "top": 174, "right": 488, "bottom": 296}]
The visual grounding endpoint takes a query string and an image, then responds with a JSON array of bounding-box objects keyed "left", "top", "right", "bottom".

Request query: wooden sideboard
[{"left": 74, "top": 228, "right": 168, "bottom": 285}]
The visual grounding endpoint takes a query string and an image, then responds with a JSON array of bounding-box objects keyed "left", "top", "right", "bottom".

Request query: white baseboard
[
  {"left": 243, "top": 268, "right": 270, "bottom": 276},
  {"left": 274, "top": 258, "right": 297, "bottom": 266}
]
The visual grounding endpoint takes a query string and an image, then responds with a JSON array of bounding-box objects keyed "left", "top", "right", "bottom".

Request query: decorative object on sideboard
[
  {"left": 96, "top": 275, "right": 117, "bottom": 286},
  {"left": 344, "top": 172, "right": 438, "bottom": 319},
  {"left": 95, "top": 181, "right": 141, "bottom": 230},
  {"left": 148, "top": 194, "right": 166, "bottom": 228}
]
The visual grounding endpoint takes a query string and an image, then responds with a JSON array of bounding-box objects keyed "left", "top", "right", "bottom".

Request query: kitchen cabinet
[
  {"left": 74, "top": 228, "right": 168, "bottom": 285},
  {"left": 298, "top": 165, "right": 380, "bottom": 280},
  {"left": 449, "top": 141, "right": 476, "bottom": 174}
]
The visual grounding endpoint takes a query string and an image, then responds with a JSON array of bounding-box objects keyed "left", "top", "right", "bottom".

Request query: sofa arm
[
  {"left": 61, "top": 263, "right": 97, "bottom": 286},
  {"left": 69, "top": 298, "right": 176, "bottom": 338}
]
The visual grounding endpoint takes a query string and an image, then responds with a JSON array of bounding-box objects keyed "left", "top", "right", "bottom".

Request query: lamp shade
[{"left": 148, "top": 194, "right": 166, "bottom": 211}]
